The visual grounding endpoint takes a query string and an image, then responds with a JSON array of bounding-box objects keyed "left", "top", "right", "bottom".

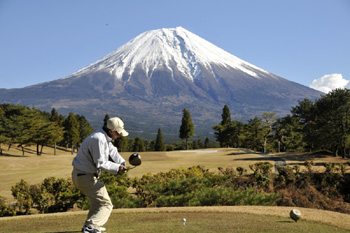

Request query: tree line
[
  {"left": 0, "top": 104, "right": 217, "bottom": 155},
  {"left": 0, "top": 104, "right": 94, "bottom": 155},
  {"left": 213, "top": 88, "right": 350, "bottom": 158},
  {"left": 107, "top": 111, "right": 218, "bottom": 152}
]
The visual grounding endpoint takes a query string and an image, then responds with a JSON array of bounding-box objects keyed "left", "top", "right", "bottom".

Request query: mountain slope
[{"left": 0, "top": 27, "right": 322, "bottom": 141}]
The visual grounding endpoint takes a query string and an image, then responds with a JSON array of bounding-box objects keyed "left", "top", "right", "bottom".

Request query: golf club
[
  {"left": 290, "top": 209, "right": 301, "bottom": 222},
  {"left": 128, "top": 153, "right": 142, "bottom": 171}
]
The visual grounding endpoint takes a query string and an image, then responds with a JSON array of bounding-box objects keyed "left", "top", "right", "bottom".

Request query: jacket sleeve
[
  {"left": 90, "top": 137, "right": 124, "bottom": 175},
  {"left": 108, "top": 142, "right": 126, "bottom": 166}
]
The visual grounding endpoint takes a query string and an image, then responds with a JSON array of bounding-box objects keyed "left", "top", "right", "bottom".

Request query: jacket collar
[{"left": 99, "top": 128, "right": 113, "bottom": 143}]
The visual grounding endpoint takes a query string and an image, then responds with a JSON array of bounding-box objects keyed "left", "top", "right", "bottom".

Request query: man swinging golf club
[{"left": 72, "top": 117, "right": 129, "bottom": 233}]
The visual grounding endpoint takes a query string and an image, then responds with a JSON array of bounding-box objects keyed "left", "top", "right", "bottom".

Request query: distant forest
[
  {"left": 213, "top": 88, "right": 350, "bottom": 159},
  {"left": 1, "top": 88, "right": 350, "bottom": 158}
]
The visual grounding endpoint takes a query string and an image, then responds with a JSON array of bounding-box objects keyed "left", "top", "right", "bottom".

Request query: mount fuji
[{"left": 0, "top": 27, "right": 322, "bottom": 141}]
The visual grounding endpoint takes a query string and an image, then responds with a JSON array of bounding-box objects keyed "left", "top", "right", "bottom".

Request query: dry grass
[
  {"left": 269, "top": 151, "right": 350, "bottom": 172},
  {"left": 0, "top": 145, "right": 74, "bottom": 201},
  {"left": 126, "top": 148, "right": 272, "bottom": 178},
  {"left": 0, "top": 206, "right": 349, "bottom": 232},
  {"left": 111, "top": 206, "right": 350, "bottom": 230}
]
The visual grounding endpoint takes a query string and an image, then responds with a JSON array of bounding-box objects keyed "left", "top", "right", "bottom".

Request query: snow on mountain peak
[{"left": 72, "top": 27, "right": 269, "bottom": 81}]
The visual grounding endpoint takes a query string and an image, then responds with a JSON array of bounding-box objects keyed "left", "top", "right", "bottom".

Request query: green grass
[{"left": 0, "top": 210, "right": 348, "bottom": 233}]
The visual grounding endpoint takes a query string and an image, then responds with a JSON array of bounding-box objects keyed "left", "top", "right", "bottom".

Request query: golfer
[{"left": 72, "top": 117, "right": 128, "bottom": 233}]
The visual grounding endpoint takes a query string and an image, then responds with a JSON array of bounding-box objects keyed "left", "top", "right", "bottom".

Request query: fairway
[
  {"left": 1, "top": 206, "right": 349, "bottom": 232},
  {"left": 126, "top": 148, "right": 275, "bottom": 178}
]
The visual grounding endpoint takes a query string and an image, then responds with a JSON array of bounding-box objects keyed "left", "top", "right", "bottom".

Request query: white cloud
[{"left": 309, "top": 74, "right": 348, "bottom": 93}]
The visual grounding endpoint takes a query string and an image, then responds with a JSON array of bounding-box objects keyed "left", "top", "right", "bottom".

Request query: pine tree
[
  {"left": 2, "top": 105, "right": 28, "bottom": 151},
  {"left": 34, "top": 121, "right": 64, "bottom": 155},
  {"left": 114, "top": 136, "right": 128, "bottom": 152},
  {"left": 197, "top": 137, "right": 204, "bottom": 148},
  {"left": 155, "top": 128, "right": 165, "bottom": 151},
  {"left": 49, "top": 108, "right": 64, "bottom": 155},
  {"left": 213, "top": 105, "right": 232, "bottom": 147},
  {"left": 76, "top": 114, "right": 94, "bottom": 144},
  {"left": 50, "top": 108, "right": 60, "bottom": 124},
  {"left": 179, "top": 108, "right": 194, "bottom": 150},
  {"left": 63, "top": 112, "right": 80, "bottom": 154},
  {"left": 103, "top": 114, "right": 110, "bottom": 127},
  {"left": 244, "top": 117, "right": 264, "bottom": 152},
  {"left": 133, "top": 137, "right": 145, "bottom": 152},
  {"left": 204, "top": 137, "right": 210, "bottom": 148},
  {"left": 17, "top": 109, "right": 41, "bottom": 155},
  {"left": 0, "top": 106, "right": 8, "bottom": 154},
  {"left": 192, "top": 140, "right": 199, "bottom": 149},
  {"left": 221, "top": 105, "right": 231, "bottom": 125}
]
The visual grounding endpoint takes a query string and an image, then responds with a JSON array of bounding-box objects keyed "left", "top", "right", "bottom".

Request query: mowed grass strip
[
  {"left": 0, "top": 206, "right": 349, "bottom": 233},
  {"left": 125, "top": 148, "right": 273, "bottom": 178}
]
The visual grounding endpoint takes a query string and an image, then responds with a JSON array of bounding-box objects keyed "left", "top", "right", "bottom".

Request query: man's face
[{"left": 109, "top": 130, "right": 121, "bottom": 140}]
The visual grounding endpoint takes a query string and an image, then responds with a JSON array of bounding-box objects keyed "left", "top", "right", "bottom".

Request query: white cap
[{"left": 106, "top": 117, "right": 129, "bottom": 136}]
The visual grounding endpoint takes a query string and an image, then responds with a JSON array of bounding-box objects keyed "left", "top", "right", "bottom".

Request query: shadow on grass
[
  {"left": 45, "top": 231, "right": 81, "bottom": 233},
  {"left": 0, "top": 153, "right": 30, "bottom": 157},
  {"left": 277, "top": 220, "right": 294, "bottom": 223}
]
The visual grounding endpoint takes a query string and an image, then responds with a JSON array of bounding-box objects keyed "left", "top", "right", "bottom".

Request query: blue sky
[{"left": 0, "top": 0, "right": 349, "bottom": 92}]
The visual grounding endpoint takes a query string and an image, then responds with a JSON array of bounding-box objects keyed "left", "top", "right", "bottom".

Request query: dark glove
[{"left": 118, "top": 165, "right": 127, "bottom": 174}]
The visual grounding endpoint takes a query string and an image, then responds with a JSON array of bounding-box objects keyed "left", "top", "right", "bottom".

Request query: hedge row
[{"left": 2, "top": 162, "right": 350, "bottom": 217}]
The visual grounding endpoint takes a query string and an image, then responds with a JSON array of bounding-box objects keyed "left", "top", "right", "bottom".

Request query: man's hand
[{"left": 118, "top": 165, "right": 127, "bottom": 174}]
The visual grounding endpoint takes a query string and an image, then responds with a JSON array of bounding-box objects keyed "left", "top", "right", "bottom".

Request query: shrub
[
  {"left": 132, "top": 166, "right": 279, "bottom": 208},
  {"left": 11, "top": 179, "right": 33, "bottom": 214},
  {"left": 38, "top": 177, "right": 81, "bottom": 213},
  {"left": 166, "top": 144, "right": 175, "bottom": 151},
  {"left": 11, "top": 177, "right": 82, "bottom": 214},
  {"left": 275, "top": 165, "right": 296, "bottom": 186},
  {"left": 236, "top": 167, "right": 247, "bottom": 176},
  {"left": 29, "top": 183, "right": 52, "bottom": 213},
  {"left": 0, "top": 196, "right": 16, "bottom": 217},
  {"left": 249, "top": 162, "right": 273, "bottom": 187},
  {"left": 99, "top": 171, "right": 138, "bottom": 208}
]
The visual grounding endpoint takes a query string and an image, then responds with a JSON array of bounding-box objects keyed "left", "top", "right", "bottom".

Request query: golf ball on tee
[{"left": 182, "top": 218, "right": 186, "bottom": 222}]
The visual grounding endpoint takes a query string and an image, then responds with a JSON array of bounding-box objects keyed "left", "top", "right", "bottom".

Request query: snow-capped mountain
[
  {"left": 0, "top": 27, "right": 322, "bottom": 141},
  {"left": 72, "top": 26, "right": 269, "bottom": 82}
]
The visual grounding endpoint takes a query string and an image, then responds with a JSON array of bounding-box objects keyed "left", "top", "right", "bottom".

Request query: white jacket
[{"left": 72, "top": 128, "right": 126, "bottom": 175}]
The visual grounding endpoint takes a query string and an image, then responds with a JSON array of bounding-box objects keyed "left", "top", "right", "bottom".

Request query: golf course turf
[
  {"left": 1, "top": 206, "right": 350, "bottom": 232},
  {"left": 2, "top": 147, "right": 350, "bottom": 232}
]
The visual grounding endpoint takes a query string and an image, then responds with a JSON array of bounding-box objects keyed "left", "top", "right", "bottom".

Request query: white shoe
[
  {"left": 100, "top": 227, "right": 106, "bottom": 232},
  {"left": 82, "top": 225, "right": 101, "bottom": 233}
]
